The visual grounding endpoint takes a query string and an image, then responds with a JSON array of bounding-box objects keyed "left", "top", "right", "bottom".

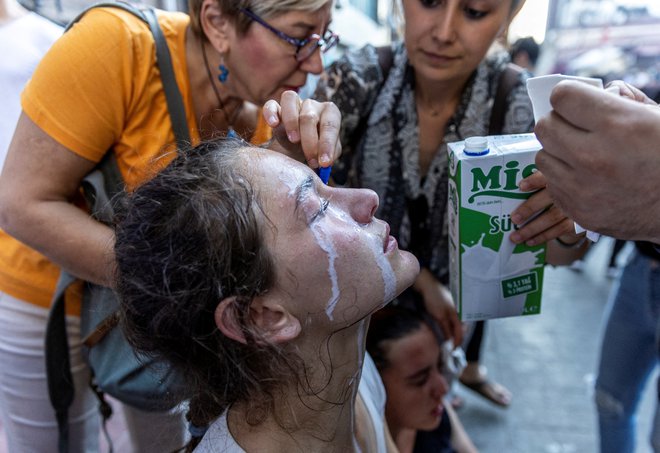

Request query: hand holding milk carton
[
  {"left": 526, "top": 74, "right": 603, "bottom": 242},
  {"left": 447, "top": 74, "right": 603, "bottom": 321},
  {"left": 447, "top": 134, "right": 545, "bottom": 321}
]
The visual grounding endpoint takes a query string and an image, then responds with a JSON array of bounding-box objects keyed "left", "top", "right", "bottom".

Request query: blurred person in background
[
  {"left": 0, "top": 0, "right": 61, "bottom": 169},
  {"left": 536, "top": 79, "right": 660, "bottom": 453},
  {"left": 367, "top": 306, "right": 478, "bottom": 453},
  {"left": 509, "top": 36, "right": 539, "bottom": 73}
]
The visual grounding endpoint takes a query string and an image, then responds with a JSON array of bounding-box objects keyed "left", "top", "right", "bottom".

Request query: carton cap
[{"left": 464, "top": 136, "right": 489, "bottom": 156}]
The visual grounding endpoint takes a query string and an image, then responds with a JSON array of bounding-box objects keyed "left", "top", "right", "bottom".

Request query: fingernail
[
  {"left": 510, "top": 232, "right": 521, "bottom": 243},
  {"left": 511, "top": 213, "right": 522, "bottom": 225},
  {"left": 287, "top": 131, "right": 300, "bottom": 142},
  {"left": 308, "top": 158, "right": 318, "bottom": 168},
  {"left": 319, "top": 154, "right": 331, "bottom": 166},
  {"left": 266, "top": 114, "right": 278, "bottom": 126},
  {"left": 519, "top": 181, "right": 529, "bottom": 191}
]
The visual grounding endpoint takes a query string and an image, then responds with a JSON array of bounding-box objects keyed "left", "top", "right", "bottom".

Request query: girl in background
[{"left": 368, "top": 306, "right": 478, "bottom": 453}]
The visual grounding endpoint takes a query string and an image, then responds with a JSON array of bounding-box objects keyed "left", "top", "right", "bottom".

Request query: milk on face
[{"left": 447, "top": 134, "right": 546, "bottom": 321}]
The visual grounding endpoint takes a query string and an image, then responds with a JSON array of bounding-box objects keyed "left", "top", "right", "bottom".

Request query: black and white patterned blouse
[{"left": 314, "top": 42, "right": 534, "bottom": 289}]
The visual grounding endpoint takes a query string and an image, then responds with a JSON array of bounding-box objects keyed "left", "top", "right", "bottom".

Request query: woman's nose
[
  {"left": 433, "top": 5, "right": 459, "bottom": 43},
  {"left": 345, "top": 188, "right": 379, "bottom": 224},
  {"left": 299, "top": 49, "right": 324, "bottom": 75},
  {"left": 431, "top": 371, "right": 450, "bottom": 400}
]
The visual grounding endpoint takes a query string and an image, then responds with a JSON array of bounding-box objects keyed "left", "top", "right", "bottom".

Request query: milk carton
[{"left": 447, "top": 134, "right": 546, "bottom": 321}]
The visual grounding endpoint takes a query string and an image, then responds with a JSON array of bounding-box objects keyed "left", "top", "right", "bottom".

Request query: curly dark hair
[
  {"left": 114, "top": 138, "right": 302, "bottom": 450},
  {"left": 366, "top": 306, "right": 428, "bottom": 372}
]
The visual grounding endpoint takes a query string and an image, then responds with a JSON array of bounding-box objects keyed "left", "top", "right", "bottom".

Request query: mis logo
[{"left": 468, "top": 160, "right": 536, "bottom": 203}]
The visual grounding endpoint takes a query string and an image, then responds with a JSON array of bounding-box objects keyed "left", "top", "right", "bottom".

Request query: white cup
[
  {"left": 526, "top": 74, "right": 603, "bottom": 242},
  {"left": 526, "top": 74, "right": 603, "bottom": 123}
]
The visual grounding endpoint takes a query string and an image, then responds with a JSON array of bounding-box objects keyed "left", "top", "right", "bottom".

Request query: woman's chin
[{"left": 396, "top": 250, "right": 421, "bottom": 288}]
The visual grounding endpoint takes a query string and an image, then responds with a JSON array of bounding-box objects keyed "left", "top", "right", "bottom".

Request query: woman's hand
[
  {"left": 509, "top": 170, "right": 578, "bottom": 246},
  {"left": 414, "top": 268, "right": 463, "bottom": 348},
  {"left": 263, "top": 91, "right": 342, "bottom": 169},
  {"left": 509, "top": 170, "right": 589, "bottom": 265}
]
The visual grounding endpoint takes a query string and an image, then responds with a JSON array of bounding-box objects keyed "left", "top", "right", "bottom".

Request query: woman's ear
[
  {"left": 215, "top": 297, "right": 248, "bottom": 344},
  {"left": 249, "top": 295, "right": 302, "bottom": 344},
  {"left": 214, "top": 295, "right": 302, "bottom": 345},
  {"left": 200, "top": 0, "right": 232, "bottom": 53}
]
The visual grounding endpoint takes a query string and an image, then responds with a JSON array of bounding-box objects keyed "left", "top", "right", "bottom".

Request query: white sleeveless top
[{"left": 194, "top": 353, "right": 386, "bottom": 452}]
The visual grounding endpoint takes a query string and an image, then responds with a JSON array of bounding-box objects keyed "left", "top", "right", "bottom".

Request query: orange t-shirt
[{"left": 0, "top": 7, "right": 271, "bottom": 314}]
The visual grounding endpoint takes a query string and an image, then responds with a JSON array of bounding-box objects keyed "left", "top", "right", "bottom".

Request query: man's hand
[{"left": 535, "top": 80, "right": 660, "bottom": 243}]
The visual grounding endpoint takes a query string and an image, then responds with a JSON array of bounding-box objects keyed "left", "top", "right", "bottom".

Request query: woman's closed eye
[
  {"left": 310, "top": 198, "right": 329, "bottom": 223},
  {"left": 408, "top": 368, "right": 431, "bottom": 387}
]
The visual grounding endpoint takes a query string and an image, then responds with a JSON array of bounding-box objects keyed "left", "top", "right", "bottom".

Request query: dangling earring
[{"left": 218, "top": 64, "right": 229, "bottom": 83}]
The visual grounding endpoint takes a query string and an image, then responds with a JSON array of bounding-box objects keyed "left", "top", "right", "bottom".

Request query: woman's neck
[
  {"left": 228, "top": 320, "right": 370, "bottom": 452},
  {"left": 391, "top": 426, "right": 417, "bottom": 453},
  {"left": 185, "top": 28, "right": 253, "bottom": 139},
  {"left": 414, "top": 73, "right": 470, "bottom": 176},
  {"left": 414, "top": 73, "right": 468, "bottom": 121}
]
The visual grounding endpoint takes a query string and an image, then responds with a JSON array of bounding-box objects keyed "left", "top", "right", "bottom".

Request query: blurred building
[{"left": 539, "top": 0, "right": 660, "bottom": 99}]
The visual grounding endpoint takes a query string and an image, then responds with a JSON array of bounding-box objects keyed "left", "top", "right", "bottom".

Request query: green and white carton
[{"left": 447, "top": 134, "right": 546, "bottom": 321}]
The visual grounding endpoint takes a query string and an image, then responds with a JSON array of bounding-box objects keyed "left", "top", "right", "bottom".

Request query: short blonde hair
[{"left": 189, "top": 0, "right": 333, "bottom": 39}]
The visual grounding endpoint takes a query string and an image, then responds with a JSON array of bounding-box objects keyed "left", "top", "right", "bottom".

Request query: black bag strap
[
  {"left": 142, "top": 7, "right": 191, "bottom": 147},
  {"left": 488, "top": 63, "right": 524, "bottom": 135},
  {"left": 45, "top": 271, "right": 77, "bottom": 453},
  {"left": 46, "top": 3, "right": 190, "bottom": 452},
  {"left": 375, "top": 44, "right": 394, "bottom": 80}
]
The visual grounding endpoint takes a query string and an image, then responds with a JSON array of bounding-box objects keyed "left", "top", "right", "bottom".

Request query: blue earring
[{"left": 218, "top": 64, "right": 229, "bottom": 83}]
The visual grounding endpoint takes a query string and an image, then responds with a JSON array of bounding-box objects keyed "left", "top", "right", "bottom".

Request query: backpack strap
[
  {"left": 66, "top": 2, "right": 190, "bottom": 147},
  {"left": 44, "top": 272, "right": 78, "bottom": 453},
  {"left": 142, "top": 7, "right": 191, "bottom": 147},
  {"left": 46, "top": 3, "right": 189, "bottom": 452},
  {"left": 488, "top": 63, "right": 524, "bottom": 135}
]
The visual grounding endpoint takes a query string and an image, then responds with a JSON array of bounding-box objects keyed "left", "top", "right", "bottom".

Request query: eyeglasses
[{"left": 240, "top": 8, "right": 339, "bottom": 62}]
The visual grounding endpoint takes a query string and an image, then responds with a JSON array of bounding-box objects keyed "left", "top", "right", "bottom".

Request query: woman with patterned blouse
[{"left": 314, "top": 0, "right": 588, "bottom": 408}]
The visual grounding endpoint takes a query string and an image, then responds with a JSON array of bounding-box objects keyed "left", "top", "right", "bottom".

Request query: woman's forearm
[{"left": 0, "top": 198, "right": 116, "bottom": 286}]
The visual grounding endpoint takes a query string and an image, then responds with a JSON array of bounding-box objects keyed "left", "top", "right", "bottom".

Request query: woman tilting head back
[
  {"left": 115, "top": 138, "right": 420, "bottom": 452},
  {"left": 0, "top": 0, "right": 341, "bottom": 448}
]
